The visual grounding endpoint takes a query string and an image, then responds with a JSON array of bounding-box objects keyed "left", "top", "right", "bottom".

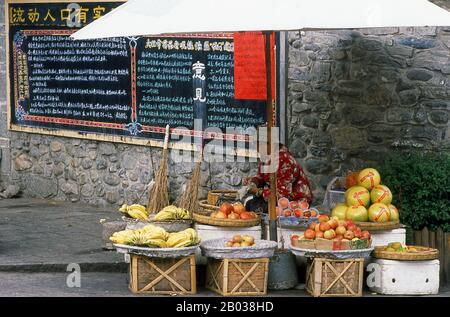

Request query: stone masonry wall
[
  {"left": 288, "top": 27, "right": 450, "bottom": 202},
  {"left": 1, "top": 1, "right": 449, "bottom": 206}
]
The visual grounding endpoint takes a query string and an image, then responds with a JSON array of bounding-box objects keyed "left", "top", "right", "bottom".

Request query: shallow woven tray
[
  {"left": 201, "top": 238, "right": 277, "bottom": 259},
  {"left": 354, "top": 221, "right": 401, "bottom": 231},
  {"left": 373, "top": 246, "right": 439, "bottom": 261},
  {"left": 290, "top": 245, "right": 374, "bottom": 260},
  {"left": 193, "top": 210, "right": 261, "bottom": 227},
  {"left": 114, "top": 244, "right": 199, "bottom": 258}
]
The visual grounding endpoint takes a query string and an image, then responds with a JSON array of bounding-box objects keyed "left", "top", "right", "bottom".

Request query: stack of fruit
[
  {"left": 211, "top": 202, "right": 258, "bottom": 220},
  {"left": 119, "top": 204, "right": 149, "bottom": 221},
  {"left": 382, "top": 242, "right": 418, "bottom": 253},
  {"left": 331, "top": 168, "right": 399, "bottom": 223},
  {"left": 224, "top": 235, "right": 256, "bottom": 247},
  {"left": 110, "top": 225, "right": 200, "bottom": 248},
  {"left": 291, "top": 215, "right": 372, "bottom": 250},
  {"left": 154, "top": 205, "right": 191, "bottom": 221},
  {"left": 277, "top": 198, "right": 318, "bottom": 219}
]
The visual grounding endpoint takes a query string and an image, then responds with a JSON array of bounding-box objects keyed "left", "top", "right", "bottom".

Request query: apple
[
  {"left": 232, "top": 235, "right": 242, "bottom": 243},
  {"left": 215, "top": 211, "right": 227, "bottom": 219},
  {"left": 284, "top": 210, "right": 292, "bottom": 217},
  {"left": 342, "top": 239, "right": 350, "bottom": 242},
  {"left": 291, "top": 235, "right": 299, "bottom": 246},
  {"left": 310, "top": 209, "right": 318, "bottom": 217},
  {"left": 318, "top": 215, "right": 330, "bottom": 223},
  {"left": 361, "top": 230, "right": 371, "bottom": 240},
  {"left": 289, "top": 201, "right": 299, "bottom": 210},
  {"left": 314, "top": 223, "right": 321, "bottom": 232},
  {"left": 304, "top": 229, "right": 316, "bottom": 240},
  {"left": 338, "top": 220, "right": 347, "bottom": 228},
  {"left": 316, "top": 231, "right": 324, "bottom": 239},
  {"left": 353, "top": 228, "right": 362, "bottom": 238},
  {"left": 294, "top": 209, "right": 303, "bottom": 218},
  {"left": 344, "top": 230, "right": 355, "bottom": 240},
  {"left": 228, "top": 212, "right": 239, "bottom": 219},
  {"left": 335, "top": 226, "right": 347, "bottom": 235},
  {"left": 324, "top": 229, "right": 336, "bottom": 240},
  {"left": 347, "top": 224, "right": 357, "bottom": 232},
  {"left": 335, "top": 234, "right": 344, "bottom": 241},
  {"left": 327, "top": 218, "right": 339, "bottom": 230},
  {"left": 319, "top": 222, "right": 331, "bottom": 232},
  {"left": 232, "top": 242, "right": 241, "bottom": 247},
  {"left": 303, "top": 210, "right": 311, "bottom": 218},
  {"left": 225, "top": 241, "right": 233, "bottom": 247},
  {"left": 233, "top": 202, "right": 246, "bottom": 215},
  {"left": 240, "top": 242, "right": 251, "bottom": 247},
  {"left": 220, "top": 202, "right": 234, "bottom": 215},
  {"left": 242, "top": 235, "right": 255, "bottom": 245},
  {"left": 345, "top": 220, "right": 355, "bottom": 228},
  {"left": 309, "top": 222, "right": 317, "bottom": 231}
]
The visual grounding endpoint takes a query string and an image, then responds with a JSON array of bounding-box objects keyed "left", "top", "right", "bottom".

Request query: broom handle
[{"left": 163, "top": 125, "right": 170, "bottom": 150}]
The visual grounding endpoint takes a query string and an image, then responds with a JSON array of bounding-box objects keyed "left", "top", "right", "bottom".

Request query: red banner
[{"left": 233, "top": 32, "right": 275, "bottom": 101}]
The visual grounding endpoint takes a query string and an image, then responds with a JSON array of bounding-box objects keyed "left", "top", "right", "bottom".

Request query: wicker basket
[
  {"left": 373, "top": 246, "right": 439, "bottom": 261},
  {"left": 199, "top": 199, "right": 220, "bottom": 213},
  {"left": 354, "top": 221, "right": 401, "bottom": 231},
  {"left": 206, "top": 257, "right": 269, "bottom": 296},
  {"left": 306, "top": 257, "right": 364, "bottom": 297},
  {"left": 193, "top": 209, "right": 261, "bottom": 227},
  {"left": 207, "top": 190, "right": 238, "bottom": 205}
]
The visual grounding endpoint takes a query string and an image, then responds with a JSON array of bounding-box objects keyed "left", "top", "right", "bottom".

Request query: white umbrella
[
  {"left": 71, "top": 0, "right": 450, "bottom": 40},
  {"left": 70, "top": 0, "right": 450, "bottom": 242}
]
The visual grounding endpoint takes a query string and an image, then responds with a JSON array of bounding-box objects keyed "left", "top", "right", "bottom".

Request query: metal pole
[{"left": 264, "top": 31, "right": 278, "bottom": 243}]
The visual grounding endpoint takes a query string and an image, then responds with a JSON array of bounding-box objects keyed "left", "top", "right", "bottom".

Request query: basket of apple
[
  {"left": 290, "top": 215, "right": 372, "bottom": 251},
  {"left": 277, "top": 197, "right": 320, "bottom": 226},
  {"left": 194, "top": 201, "right": 261, "bottom": 227},
  {"left": 201, "top": 236, "right": 277, "bottom": 259}
]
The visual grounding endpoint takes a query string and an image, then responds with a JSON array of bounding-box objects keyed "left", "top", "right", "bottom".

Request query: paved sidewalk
[{"left": 0, "top": 198, "right": 125, "bottom": 272}]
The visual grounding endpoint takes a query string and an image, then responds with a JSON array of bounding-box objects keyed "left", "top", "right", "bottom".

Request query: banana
[
  {"left": 129, "top": 204, "right": 147, "bottom": 213},
  {"left": 127, "top": 209, "right": 149, "bottom": 221},
  {"left": 119, "top": 204, "right": 129, "bottom": 214}
]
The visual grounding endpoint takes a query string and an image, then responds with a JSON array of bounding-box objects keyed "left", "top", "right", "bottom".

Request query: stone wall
[
  {"left": 0, "top": 0, "right": 10, "bottom": 185},
  {"left": 1, "top": 2, "right": 449, "bottom": 206},
  {"left": 8, "top": 133, "right": 256, "bottom": 206},
  {"left": 287, "top": 27, "right": 450, "bottom": 201}
]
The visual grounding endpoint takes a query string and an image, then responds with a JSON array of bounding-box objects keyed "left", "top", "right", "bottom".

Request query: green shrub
[{"left": 377, "top": 151, "right": 450, "bottom": 232}]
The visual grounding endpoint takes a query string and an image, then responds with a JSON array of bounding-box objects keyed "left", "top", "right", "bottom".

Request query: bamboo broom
[
  {"left": 177, "top": 141, "right": 204, "bottom": 216},
  {"left": 147, "top": 125, "right": 170, "bottom": 213}
]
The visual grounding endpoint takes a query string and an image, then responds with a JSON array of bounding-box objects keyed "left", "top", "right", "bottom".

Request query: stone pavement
[
  {"left": 0, "top": 272, "right": 448, "bottom": 297},
  {"left": 0, "top": 198, "right": 125, "bottom": 272}
]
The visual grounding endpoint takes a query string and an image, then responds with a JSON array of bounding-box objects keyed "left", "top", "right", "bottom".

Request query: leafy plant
[{"left": 377, "top": 151, "right": 450, "bottom": 232}]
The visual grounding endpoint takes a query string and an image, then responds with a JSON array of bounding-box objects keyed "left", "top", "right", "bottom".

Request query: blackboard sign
[{"left": 7, "top": 0, "right": 277, "bottom": 155}]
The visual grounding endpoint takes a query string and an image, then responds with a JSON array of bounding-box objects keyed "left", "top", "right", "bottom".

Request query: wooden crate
[
  {"left": 305, "top": 257, "right": 364, "bottom": 297},
  {"left": 206, "top": 258, "right": 269, "bottom": 296},
  {"left": 413, "top": 227, "right": 449, "bottom": 285},
  {"left": 129, "top": 255, "right": 196, "bottom": 295}
]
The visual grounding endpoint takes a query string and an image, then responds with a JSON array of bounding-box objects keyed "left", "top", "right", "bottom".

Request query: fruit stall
[{"left": 102, "top": 164, "right": 442, "bottom": 297}]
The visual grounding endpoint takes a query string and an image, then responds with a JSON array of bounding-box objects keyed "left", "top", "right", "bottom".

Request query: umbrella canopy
[{"left": 71, "top": 0, "right": 450, "bottom": 40}]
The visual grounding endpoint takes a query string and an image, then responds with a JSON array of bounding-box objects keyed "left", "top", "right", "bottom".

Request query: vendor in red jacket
[{"left": 243, "top": 144, "right": 313, "bottom": 213}]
